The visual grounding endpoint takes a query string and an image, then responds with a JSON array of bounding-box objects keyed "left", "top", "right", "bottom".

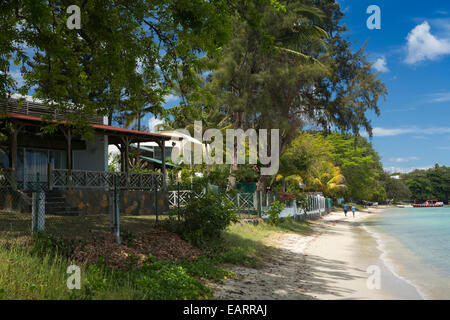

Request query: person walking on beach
[
  {"left": 343, "top": 204, "right": 348, "bottom": 217},
  {"left": 352, "top": 205, "right": 356, "bottom": 218}
]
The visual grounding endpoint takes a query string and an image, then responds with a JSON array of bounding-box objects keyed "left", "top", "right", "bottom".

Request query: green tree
[
  {"left": 324, "top": 133, "right": 384, "bottom": 201},
  {"left": 278, "top": 131, "right": 383, "bottom": 201},
  {"left": 168, "top": 0, "right": 387, "bottom": 189},
  {"left": 380, "top": 172, "right": 411, "bottom": 203},
  {"left": 1, "top": 0, "right": 284, "bottom": 137},
  {"left": 405, "top": 172, "right": 434, "bottom": 203},
  {"left": 403, "top": 165, "right": 450, "bottom": 202}
]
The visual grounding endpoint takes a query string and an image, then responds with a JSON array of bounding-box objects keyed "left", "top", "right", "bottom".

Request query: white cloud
[
  {"left": 372, "top": 127, "right": 415, "bottom": 137},
  {"left": 405, "top": 21, "right": 450, "bottom": 64},
  {"left": 385, "top": 165, "right": 434, "bottom": 174},
  {"left": 430, "top": 91, "right": 450, "bottom": 103},
  {"left": 164, "top": 94, "right": 179, "bottom": 104},
  {"left": 372, "top": 126, "right": 450, "bottom": 137},
  {"left": 389, "top": 156, "right": 420, "bottom": 163},
  {"left": 148, "top": 117, "right": 164, "bottom": 133},
  {"left": 372, "top": 57, "right": 389, "bottom": 73}
]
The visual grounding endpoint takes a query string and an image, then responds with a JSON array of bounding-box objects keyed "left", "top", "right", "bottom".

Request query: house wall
[{"left": 73, "top": 133, "right": 108, "bottom": 172}]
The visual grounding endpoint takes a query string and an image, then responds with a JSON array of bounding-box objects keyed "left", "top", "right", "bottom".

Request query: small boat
[
  {"left": 412, "top": 200, "right": 444, "bottom": 208},
  {"left": 397, "top": 204, "right": 413, "bottom": 208}
]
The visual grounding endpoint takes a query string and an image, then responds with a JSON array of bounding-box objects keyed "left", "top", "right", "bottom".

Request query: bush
[
  {"left": 266, "top": 201, "right": 285, "bottom": 226},
  {"left": 169, "top": 193, "right": 238, "bottom": 246}
]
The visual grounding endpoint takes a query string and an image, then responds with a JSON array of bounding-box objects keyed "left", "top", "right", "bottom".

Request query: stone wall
[
  {"left": 0, "top": 189, "right": 31, "bottom": 212},
  {"left": 45, "top": 189, "right": 169, "bottom": 216}
]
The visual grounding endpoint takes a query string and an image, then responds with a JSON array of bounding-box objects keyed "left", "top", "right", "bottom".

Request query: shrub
[
  {"left": 170, "top": 193, "right": 238, "bottom": 246},
  {"left": 266, "top": 201, "right": 285, "bottom": 226},
  {"left": 31, "top": 232, "right": 78, "bottom": 258},
  {"left": 120, "top": 229, "right": 136, "bottom": 247}
]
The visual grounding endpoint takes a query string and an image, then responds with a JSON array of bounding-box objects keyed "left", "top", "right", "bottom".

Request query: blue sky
[{"left": 338, "top": 0, "right": 450, "bottom": 172}]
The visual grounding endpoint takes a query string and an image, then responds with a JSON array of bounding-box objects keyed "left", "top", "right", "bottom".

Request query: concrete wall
[{"left": 73, "top": 133, "right": 108, "bottom": 171}]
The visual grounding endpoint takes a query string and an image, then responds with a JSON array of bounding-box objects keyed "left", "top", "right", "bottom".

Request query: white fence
[
  {"left": 267, "top": 194, "right": 329, "bottom": 220},
  {"left": 168, "top": 189, "right": 332, "bottom": 220}
]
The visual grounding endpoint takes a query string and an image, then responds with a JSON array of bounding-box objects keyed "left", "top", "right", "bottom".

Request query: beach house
[{"left": 0, "top": 95, "right": 174, "bottom": 215}]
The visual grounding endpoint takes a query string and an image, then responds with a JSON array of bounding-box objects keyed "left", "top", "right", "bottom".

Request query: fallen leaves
[{"left": 71, "top": 227, "right": 203, "bottom": 269}]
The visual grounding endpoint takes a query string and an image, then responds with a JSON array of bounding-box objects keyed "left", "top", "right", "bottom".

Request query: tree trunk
[
  {"left": 228, "top": 110, "right": 244, "bottom": 188},
  {"left": 257, "top": 175, "right": 271, "bottom": 192}
]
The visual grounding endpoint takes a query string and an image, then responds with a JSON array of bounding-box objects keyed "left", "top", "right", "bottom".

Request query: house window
[
  {"left": 0, "top": 148, "right": 8, "bottom": 168},
  {"left": 17, "top": 148, "right": 66, "bottom": 184}
]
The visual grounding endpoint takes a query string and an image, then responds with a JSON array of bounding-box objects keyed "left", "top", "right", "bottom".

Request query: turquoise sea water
[{"left": 365, "top": 207, "right": 450, "bottom": 300}]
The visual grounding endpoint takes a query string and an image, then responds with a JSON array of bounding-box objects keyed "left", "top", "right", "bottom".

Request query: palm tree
[
  {"left": 275, "top": 174, "right": 304, "bottom": 192},
  {"left": 308, "top": 161, "right": 347, "bottom": 197}
]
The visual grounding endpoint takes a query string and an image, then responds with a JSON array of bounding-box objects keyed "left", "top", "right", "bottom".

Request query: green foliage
[
  {"left": 168, "top": 192, "right": 239, "bottom": 246},
  {"left": 403, "top": 165, "right": 450, "bottom": 202},
  {"left": 1, "top": 237, "right": 233, "bottom": 300},
  {"left": 166, "top": 0, "right": 386, "bottom": 177},
  {"left": 31, "top": 232, "right": 78, "bottom": 258},
  {"left": 324, "top": 133, "right": 385, "bottom": 202},
  {"left": 232, "top": 165, "right": 260, "bottom": 183},
  {"left": 379, "top": 172, "right": 411, "bottom": 203},
  {"left": 121, "top": 258, "right": 212, "bottom": 300},
  {"left": 120, "top": 229, "right": 136, "bottom": 247},
  {"left": 1, "top": 0, "right": 283, "bottom": 136},
  {"left": 279, "top": 131, "right": 384, "bottom": 202},
  {"left": 266, "top": 201, "right": 285, "bottom": 226},
  {"left": 108, "top": 152, "right": 120, "bottom": 172}
]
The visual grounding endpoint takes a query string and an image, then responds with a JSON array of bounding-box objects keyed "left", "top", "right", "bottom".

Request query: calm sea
[{"left": 364, "top": 207, "right": 450, "bottom": 300}]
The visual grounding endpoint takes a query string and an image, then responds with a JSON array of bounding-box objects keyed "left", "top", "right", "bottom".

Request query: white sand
[{"left": 213, "top": 207, "right": 422, "bottom": 300}]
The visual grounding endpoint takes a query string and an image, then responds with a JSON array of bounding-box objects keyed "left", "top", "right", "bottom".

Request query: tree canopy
[
  {"left": 0, "top": 0, "right": 284, "bottom": 136},
  {"left": 402, "top": 165, "right": 450, "bottom": 202},
  {"left": 278, "top": 131, "right": 385, "bottom": 201}
]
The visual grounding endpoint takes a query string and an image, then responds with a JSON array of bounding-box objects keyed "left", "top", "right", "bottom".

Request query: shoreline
[
  {"left": 360, "top": 221, "right": 428, "bottom": 300},
  {"left": 214, "top": 206, "right": 425, "bottom": 300},
  {"left": 304, "top": 207, "right": 424, "bottom": 300}
]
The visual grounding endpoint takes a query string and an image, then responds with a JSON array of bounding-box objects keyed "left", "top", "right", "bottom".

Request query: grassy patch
[
  {"left": 0, "top": 238, "right": 230, "bottom": 300},
  {"left": 0, "top": 212, "right": 312, "bottom": 299},
  {"left": 207, "top": 218, "right": 313, "bottom": 268}
]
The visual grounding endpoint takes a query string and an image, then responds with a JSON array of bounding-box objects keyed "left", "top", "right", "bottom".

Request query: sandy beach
[{"left": 214, "top": 207, "right": 424, "bottom": 300}]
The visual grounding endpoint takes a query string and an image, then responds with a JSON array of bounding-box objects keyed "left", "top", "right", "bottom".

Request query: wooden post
[
  {"left": 47, "top": 162, "right": 53, "bottom": 191},
  {"left": 8, "top": 123, "right": 21, "bottom": 190},
  {"left": 63, "top": 128, "right": 72, "bottom": 188},
  {"left": 121, "top": 137, "right": 130, "bottom": 173},
  {"left": 124, "top": 141, "right": 129, "bottom": 173},
  {"left": 159, "top": 140, "right": 167, "bottom": 190},
  {"left": 64, "top": 128, "right": 72, "bottom": 170},
  {"left": 121, "top": 137, "right": 130, "bottom": 189}
]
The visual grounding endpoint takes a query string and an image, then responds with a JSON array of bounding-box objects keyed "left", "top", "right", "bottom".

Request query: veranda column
[
  {"left": 158, "top": 140, "right": 167, "bottom": 190},
  {"left": 8, "top": 122, "right": 20, "bottom": 190},
  {"left": 120, "top": 136, "right": 131, "bottom": 189},
  {"left": 63, "top": 128, "right": 72, "bottom": 188},
  {"left": 123, "top": 137, "right": 130, "bottom": 173}
]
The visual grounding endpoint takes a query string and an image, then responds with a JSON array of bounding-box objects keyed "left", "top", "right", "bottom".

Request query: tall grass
[
  {"left": 0, "top": 243, "right": 76, "bottom": 299},
  {"left": 0, "top": 213, "right": 312, "bottom": 300}
]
